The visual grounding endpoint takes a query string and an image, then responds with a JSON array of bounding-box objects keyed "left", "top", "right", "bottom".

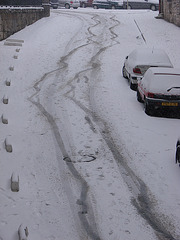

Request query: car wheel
[
  {"left": 130, "top": 81, "right": 137, "bottom": 91},
  {"left": 127, "top": 4, "right": 132, "bottom": 9},
  {"left": 122, "top": 66, "right": 128, "bottom": 79},
  {"left": 65, "top": 3, "right": 70, "bottom": 8},
  {"left": 111, "top": 5, "right": 116, "bottom": 9},
  {"left": 93, "top": 5, "right": 98, "bottom": 9},
  {"left": 82, "top": 3, "right": 86, "bottom": 7},
  {"left": 144, "top": 100, "right": 153, "bottom": 116},
  {"left": 137, "top": 89, "right": 143, "bottom": 103},
  {"left": 150, "top": 4, "right": 156, "bottom": 11}
]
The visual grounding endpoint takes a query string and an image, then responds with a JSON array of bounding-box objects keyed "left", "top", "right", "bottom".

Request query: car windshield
[
  {"left": 149, "top": 74, "right": 180, "bottom": 93},
  {"left": 131, "top": 49, "right": 173, "bottom": 67}
]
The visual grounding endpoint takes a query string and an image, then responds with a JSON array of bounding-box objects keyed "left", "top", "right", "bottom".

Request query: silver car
[
  {"left": 123, "top": 0, "right": 159, "bottom": 10},
  {"left": 57, "top": 0, "right": 80, "bottom": 8},
  {"left": 122, "top": 48, "right": 173, "bottom": 90}
]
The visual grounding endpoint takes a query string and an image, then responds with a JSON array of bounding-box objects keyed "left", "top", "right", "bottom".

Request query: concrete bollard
[
  {"left": 9, "top": 66, "right": 14, "bottom": 71},
  {"left": 6, "top": 79, "right": 11, "bottom": 86},
  {"left": 18, "top": 224, "right": 28, "bottom": 240},
  {"left": 13, "top": 55, "right": 18, "bottom": 59},
  {"left": 3, "top": 95, "right": 8, "bottom": 104},
  {"left": 11, "top": 172, "right": 19, "bottom": 192},
  {"left": 2, "top": 114, "right": 8, "bottom": 124},
  {"left": 5, "top": 137, "right": 13, "bottom": 152}
]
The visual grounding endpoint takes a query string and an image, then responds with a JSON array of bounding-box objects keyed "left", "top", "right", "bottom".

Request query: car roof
[
  {"left": 129, "top": 48, "right": 173, "bottom": 67},
  {"left": 148, "top": 67, "right": 180, "bottom": 75},
  {"left": 123, "top": 0, "right": 158, "bottom": 3},
  {"left": 145, "top": 67, "right": 180, "bottom": 93}
]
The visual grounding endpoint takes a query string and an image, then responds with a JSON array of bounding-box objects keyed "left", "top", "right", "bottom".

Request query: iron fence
[{"left": 0, "top": 0, "right": 42, "bottom": 6}]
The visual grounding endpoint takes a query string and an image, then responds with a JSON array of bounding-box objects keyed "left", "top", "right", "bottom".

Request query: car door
[
  {"left": 100, "top": 0, "right": 110, "bottom": 8},
  {"left": 141, "top": 0, "right": 150, "bottom": 8},
  {"left": 58, "top": 0, "right": 66, "bottom": 7}
]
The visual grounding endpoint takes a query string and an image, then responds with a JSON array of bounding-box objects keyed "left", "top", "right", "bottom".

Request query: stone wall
[
  {"left": 163, "top": 0, "right": 180, "bottom": 27},
  {"left": 0, "top": 2, "right": 50, "bottom": 40}
]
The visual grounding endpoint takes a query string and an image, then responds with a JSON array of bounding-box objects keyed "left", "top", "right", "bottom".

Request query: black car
[
  {"left": 93, "top": 0, "right": 123, "bottom": 9},
  {"left": 50, "top": 0, "right": 59, "bottom": 8},
  {"left": 123, "top": 0, "right": 159, "bottom": 10}
]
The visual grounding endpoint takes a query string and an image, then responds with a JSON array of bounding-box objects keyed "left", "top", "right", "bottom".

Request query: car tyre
[
  {"left": 73, "top": 7, "right": 78, "bottom": 8},
  {"left": 93, "top": 5, "right": 98, "bottom": 8},
  {"left": 150, "top": 4, "right": 156, "bottom": 11},
  {"left": 127, "top": 4, "right": 132, "bottom": 9},
  {"left": 144, "top": 100, "right": 153, "bottom": 116},
  {"left": 82, "top": 3, "right": 86, "bottom": 7},
  {"left": 65, "top": 3, "right": 70, "bottom": 8},
  {"left": 122, "top": 66, "right": 128, "bottom": 79},
  {"left": 137, "top": 90, "right": 143, "bottom": 103},
  {"left": 111, "top": 5, "right": 116, "bottom": 9},
  {"left": 130, "top": 81, "right": 137, "bottom": 91}
]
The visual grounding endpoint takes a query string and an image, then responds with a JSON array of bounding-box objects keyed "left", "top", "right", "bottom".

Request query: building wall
[
  {"left": 163, "top": 0, "right": 180, "bottom": 27},
  {"left": 0, "top": 2, "right": 50, "bottom": 40}
]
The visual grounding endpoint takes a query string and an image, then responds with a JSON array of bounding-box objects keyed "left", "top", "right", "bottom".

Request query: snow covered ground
[{"left": 0, "top": 8, "right": 180, "bottom": 240}]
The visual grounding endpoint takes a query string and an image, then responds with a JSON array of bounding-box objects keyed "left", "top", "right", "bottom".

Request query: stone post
[{"left": 42, "top": 0, "right": 50, "bottom": 17}]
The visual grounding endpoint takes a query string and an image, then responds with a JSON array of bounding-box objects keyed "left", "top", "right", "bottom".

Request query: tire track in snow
[
  {"left": 59, "top": 11, "right": 177, "bottom": 240},
  {"left": 87, "top": 14, "right": 177, "bottom": 240},
  {"left": 29, "top": 12, "right": 103, "bottom": 240},
  {"left": 29, "top": 10, "right": 177, "bottom": 240},
  {"left": 99, "top": 129, "right": 177, "bottom": 240},
  {"left": 30, "top": 77, "right": 101, "bottom": 240}
]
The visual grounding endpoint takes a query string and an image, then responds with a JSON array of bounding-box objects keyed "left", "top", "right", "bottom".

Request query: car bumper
[
  {"left": 51, "top": 3, "right": 58, "bottom": 8},
  {"left": 71, "top": 2, "right": 80, "bottom": 7},
  {"left": 130, "top": 75, "right": 143, "bottom": 84},
  {"left": 146, "top": 98, "right": 180, "bottom": 109}
]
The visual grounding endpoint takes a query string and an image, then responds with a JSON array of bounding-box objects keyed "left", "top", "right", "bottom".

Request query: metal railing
[{"left": 0, "top": 0, "right": 42, "bottom": 6}]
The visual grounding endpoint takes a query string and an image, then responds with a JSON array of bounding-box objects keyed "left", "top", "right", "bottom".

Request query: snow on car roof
[
  {"left": 123, "top": 0, "right": 158, "bottom": 3},
  {"left": 130, "top": 48, "right": 173, "bottom": 67},
  {"left": 149, "top": 67, "right": 180, "bottom": 75},
  {"left": 146, "top": 67, "right": 180, "bottom": 93}
]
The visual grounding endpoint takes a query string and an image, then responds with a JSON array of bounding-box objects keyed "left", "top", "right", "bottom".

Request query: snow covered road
[{"left": 0, "top": 8, "right": 180, "bottom": 240}]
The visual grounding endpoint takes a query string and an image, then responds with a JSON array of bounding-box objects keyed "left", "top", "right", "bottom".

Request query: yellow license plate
[{"left": 162, "top": 102, "right": 178, "bottom": 106}]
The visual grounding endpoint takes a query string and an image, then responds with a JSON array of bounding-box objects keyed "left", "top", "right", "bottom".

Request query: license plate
[{"left": 162, "top": 102, "right": 178, "bottom": 106}]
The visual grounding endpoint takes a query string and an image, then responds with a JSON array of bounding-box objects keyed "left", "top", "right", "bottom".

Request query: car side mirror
[{"left": 126, "top": 56, "right": 128, "bottom": 59}]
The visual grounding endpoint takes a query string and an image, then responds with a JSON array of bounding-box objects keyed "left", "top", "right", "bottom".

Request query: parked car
[
  {"left": 54, "top": 0, "right": 80, "bottom": 8},
  {"left": 50, "top": 0, "right": 59, "bottom": 8},
  {"left": 92, "top": 0, "right": 123, "bottom": 9},
  {"left": 137, "top": 68, "right": 180, "bottom": 115},
  {"left": 122, "top": 48, "right": 173, "bottom": 90},
  {"left": 80, "top": 0, "right": 93, "bottom": 7},
  {"left": 123, "top": 0, "right": 159, "bottom": 10}
]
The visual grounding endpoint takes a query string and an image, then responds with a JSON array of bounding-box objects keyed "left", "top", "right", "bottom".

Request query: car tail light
[
  {"left": 133, "top": 67, "right": 142, "bottom": 74},
  {"left": 70, "top": 1, "right": 73, "bottom": 3},
  {"left": 147, "top": 92, "right": 154, "bottom": 98}
]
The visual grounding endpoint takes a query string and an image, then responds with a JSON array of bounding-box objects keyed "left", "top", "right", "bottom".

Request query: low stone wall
[
  {"left": 163, "top": 0, "right": 180, "bottom": 27},
  {"left": 0, "top": 4, "right": 50, "bottom": 40}
]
